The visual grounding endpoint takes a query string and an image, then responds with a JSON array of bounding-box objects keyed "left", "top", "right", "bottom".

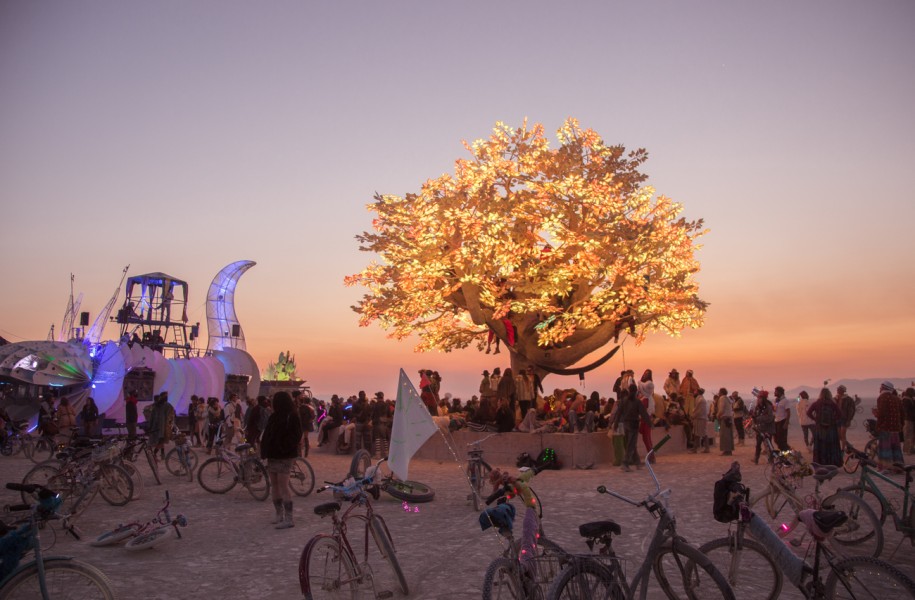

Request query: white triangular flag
[{"left": 388, "top": 368, "right": 438, "bottom": 480}]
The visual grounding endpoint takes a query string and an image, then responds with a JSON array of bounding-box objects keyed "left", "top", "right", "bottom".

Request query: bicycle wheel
[
  {"left": 470, "top": 460, "right": 492, "bottom": 512},
  {"left": 547, "top": 556, "right": 629, "bottom": 600},
  {"left": 348, "top": 449, "right": 371, "bottom": 480},
  {"left": 821, "top": 490, "right": 884, "bottom": 558},
  {"left": 369, "top": 515, "right": 408, "bottom": 595},
  {"left": 90, "top": 523, "right": 139, "bottom": 547},
  {"left": 48, "top": 474, "right": 97, "bottom": 520},
  {"left": 382, "top": 478, "right": 435, "bottom": 503},
  {"left": 842, "top": 483, "right": 889, "bottom": 524},
  {"left": 20, "top": 463, "right": 61, "bottom": 504},
  {"left": 697, "top": 536, "right": 782, "bottom": 600},
  {"left": 289, "top": 458, "right": 316, "bottom": 497},
  {"left": 243, "top": 458, "right": 270, "bottom": 501},
  {"left": 825, "top": 555, "right": 915, "bottom": 598},
  {"left": 653, "top": 538, "right": 736, "bottom": 600},
  {"left": 29, "top": 437, "right": 56, "bottom": 464},
  {"left": 125, "top": 526, "right": 173, "bottom": 551},
  {"left": 0, "top": 557, "right": 116, "bottom": 600},
  {"left": 299, "top": 534, "right": 358, "bottom": 600},
  {"left": 482, "top": 557, "right": 524, "bottom": 600},
  {"left": 165, "top": 447, "right": 198, "bottom": 479},
  {"left": 197, "top": 457, "right": 237, "bottom": 494},
  {"left": 97, "top": 464, "right": 134, "bottom": 506},
  {"left": 145, "top": 446, "right": 162, "bottom": 485},
  {"left": 119, "top": 460, "right": 144, "bottom": 501}
]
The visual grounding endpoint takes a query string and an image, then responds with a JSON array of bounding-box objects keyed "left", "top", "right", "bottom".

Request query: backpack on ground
[
  {"left": 535, "top": 447, "right": 562, "bottom": 470},
  {"left": 516, "top": 452, "right": 536, "bottom": 469},
  {"left": 713, "top": 462, "right": 748, "bottom": 523}
]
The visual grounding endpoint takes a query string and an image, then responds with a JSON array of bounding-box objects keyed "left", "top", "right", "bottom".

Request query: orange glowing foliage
[{"left": 344, "top": 119, "right": 708, "bottom": 371}]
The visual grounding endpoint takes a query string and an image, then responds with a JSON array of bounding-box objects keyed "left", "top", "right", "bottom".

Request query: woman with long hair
[
  {"left": 807, "top": 387, "right": 842, "bottom": 467},
  {"left": 260, "top": 391, "right": 302, "bottom": 529}
]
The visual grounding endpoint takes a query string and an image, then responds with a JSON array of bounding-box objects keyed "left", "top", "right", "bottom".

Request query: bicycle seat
[
  {"left": 893, "top": 462, "right": 915, "bottom": 474},
  {"left": 234, "top": 443, "right": 252, "bottom": 453},
  {"left": 811, "top": 465, "right": 839, "bottom": 483},
  {"left": 578, "top": 520, "right": 622, "bottom": 539},
  {"left": 314, "top": 502, "right": 341, "bottom": 516},
  {"left": 802, "top": 509, "right": 848, "bottom": 535}
]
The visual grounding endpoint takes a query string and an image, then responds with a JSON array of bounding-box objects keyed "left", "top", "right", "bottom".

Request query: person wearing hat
[
  {"left": 835, "top": 384, "right": 856, "bottom": 451},
  {"left": 873, "top": 381, "right": 904, "bottom": 472},
  {"left": 751, "top": 390, "right": 775, "bottom": 464},
  {"left": 663, "top": 369, "right": 680, "bottom": 399}
]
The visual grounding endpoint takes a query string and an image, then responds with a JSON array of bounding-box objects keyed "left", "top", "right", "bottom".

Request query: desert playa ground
[{"left": 1, "top": 427, "right": 912, "bottom": 599}]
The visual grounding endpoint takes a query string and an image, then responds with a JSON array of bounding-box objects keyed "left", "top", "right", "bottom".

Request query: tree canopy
[{"left": 345, "top": 119, "right": 708, "bottom": 373}]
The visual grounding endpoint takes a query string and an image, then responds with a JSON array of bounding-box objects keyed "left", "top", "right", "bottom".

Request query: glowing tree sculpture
[{"left": 345, "top": 119, "right": 708, "bottom": 378}]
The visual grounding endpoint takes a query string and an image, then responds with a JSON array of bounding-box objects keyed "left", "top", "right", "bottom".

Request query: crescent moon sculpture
[{"left": 205, "top": 260, "right": 256, "bottom": 353}]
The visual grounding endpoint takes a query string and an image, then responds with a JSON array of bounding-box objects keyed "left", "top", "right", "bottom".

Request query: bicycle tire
[
  {"left": 347, "top": 449, "right": 371, "bottom": 480},
  {"left": 20, "top": 463, "right": 61, "bottom": 504},
  {"left": 841, "top": 483, "right": 889, "bottom": 525},
  {"left": 29, "top": 437, "right": 56, "bottom": 464},
  {"left": 145, "top": 446, "right": 162, "bottom": 485},
  {"left": 97, "top": 464, "right": 134, "bottom": 507},
  {"left": 696, "top": 536, "right": 782, "bottom": 600},
  {"left": 299, "top": 534, "right": 358, "bottom": 600},
  {"left": 369, "top": 515, "right": 409, "bottom": 595},
  {"left": 821, "top": 490, "right": 884, "bottom": 558},
  {"left": 482, "top": 557, "right": 524, "bottom": 600},
  {"left": 653, "top": 537, "right": 736, "bottom": 600},
  {"left": 0, "top": 557, "right": 117, "bottom": 600},
  {"left": 470, "top": 460, "right": 492, "bottom": 512},
  {"left": 165, "top": 447, "right": 198, "bottom": 478},
  {"left": 90, "top": 524, "right": 139, "bottom": 547},
  {"left": 197, "top": 457, "right": 237, "bottom": 494},
  {"left": 825, "top": 555, "right": 915, "bottom": 598},
  {"left": 547, "top": 555, "right": 629, "bottom": 600},
  {"left": 124, "top": 526, "right": 173, "bottom": 551},
  {"left": 45, "top": 472, "right": 97, "bottom": 520},
  {"left": 119, "top": 460, "right": 144, "bottom": 501},
  {"left": 243, "top": 458, "right": 270, "bottom": 501},
  {"left": 289, "top": 458, "right": 316, "bottom": 497},
  {"left": 382, "top": 478, "right": 435, "bottom": 503}
]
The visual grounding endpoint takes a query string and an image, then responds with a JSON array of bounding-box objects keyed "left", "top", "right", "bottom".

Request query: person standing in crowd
[
  {"left": 193, "top": 396, "right": 206, "bottom": 446},
  {"left": 515, "top": 368, "right": 534, "bottom": 421},
  {"left": 873, "top": 381, "right": 904, "bottom": 473},
  {"left": 679, "top": 369, "right": 699, "bottom": 449},
  {"left": 773, "top": 386, "right": 791, "bottom": 451},
  {"left": 752, "top": 390, "right": 775, "bottom": 464},
  {"left": 370, "top": 392, "right": 389, "bottom": 458},
  {"left": 637, "top": 370, "right": 656, "bottom": 459},
  {"left": 125, "top": 388, "right": 139, "bottom": 438},
  {"left": 260, "top": 391, "right": 303, "bottom": 529},
  {"left": 836, "top": 385, "right": 856, "bottom": 451},
  {"left": 807, "top": 387, "right": 842, "bottom": 467},
  {"left": 147, "top": 392, "right": 175, "bottom": 462},
  {"left": 496, "top": 368, "right": 516, "bottom": 423},
  {"left": 903, "top": 387, "right": 915, "bottom": 456},
  {"left": 690, "top": 388, "right": 710, "bottom": 454},
  {"left": 609, "top": 387, "right": 652, "bottom": 472},
  {"left": 55, "top": 397, "right": 77, "bottom": 440},
  {"left": 796, "top": 391, "right": 813, "bottom": 449},
  {"left": 715, "top": 388, "right": 735, "bottom": 456},
  {"left": 205, "top": 397, "right": 223, "bottom": 453},
  {"left": 731, "top": 391, "right": 747, "bottom": 445},
  {"left": 663, "top": 369, "right": 680, "bottom": 400},
  {"left": 298, "top": 396, "right": 315, "bottom": 458},
  {"left": 80, "top": 396, "right": 99, "bottom": 437},
  {"left": 419, "top": 370, "right": 437, "bottom": 416}
]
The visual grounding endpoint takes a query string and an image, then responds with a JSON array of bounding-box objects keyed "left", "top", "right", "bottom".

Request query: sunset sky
[{"left": 2, "top": 1, "right": 913, "bottom": 401}]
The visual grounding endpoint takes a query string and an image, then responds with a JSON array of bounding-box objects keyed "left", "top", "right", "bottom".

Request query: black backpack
[
  {"left": 516, "top": 452, "right": 536, "bottom": 469},
  {"left": 713, "top": 462, "right": 747, "bottom": 523}
]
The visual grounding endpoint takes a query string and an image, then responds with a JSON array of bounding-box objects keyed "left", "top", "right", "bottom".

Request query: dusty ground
[{"left": 1, "top": 428, "right": 912, "bottom": 599}]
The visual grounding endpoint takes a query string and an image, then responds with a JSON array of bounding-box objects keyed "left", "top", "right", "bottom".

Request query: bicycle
[
  {"left": 697, "top": 465, "right": 915, "bottom": 599},
  {"left": 840, "top": 443, "right": 914, "bottom": 559},
  {"left": 480, "top": 464, "right": 568, "bottom": 600},
  {"left": 164, "top": 427, "right": 197, "bottom": 482},
  {"left": 196, "top": 440, "right": 270, "bottom": 501},
  {"left": 89, "top": 490, "right": 188, "bottom": 551},
  {"left": 546, "top": 434, "right": 736, "bottom": 600},
  {"left": 349, "top": 449, "right": 434, "bottom": 503},
  {"left": 0, "top": 482, "right": 116, "bottom": 599},
  {"left": 299, "top": 456, "right": 409, "bottom": 599},
  {"left": 0, "top": 420, "right": 32, "bottom": 458},
  {"left": 116, "top": 434, "right": 161, "bottom": 485},
  {"left": 466, "top": 434, "right": 497, "bottom": 511},
  {"left": 749, "top": 435, "right": 883, "bottom": 558}
]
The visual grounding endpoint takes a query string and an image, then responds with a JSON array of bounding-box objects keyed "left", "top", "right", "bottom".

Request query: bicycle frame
[{"left": 850, "top": 461, "right": 913, "bottom": 535}]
